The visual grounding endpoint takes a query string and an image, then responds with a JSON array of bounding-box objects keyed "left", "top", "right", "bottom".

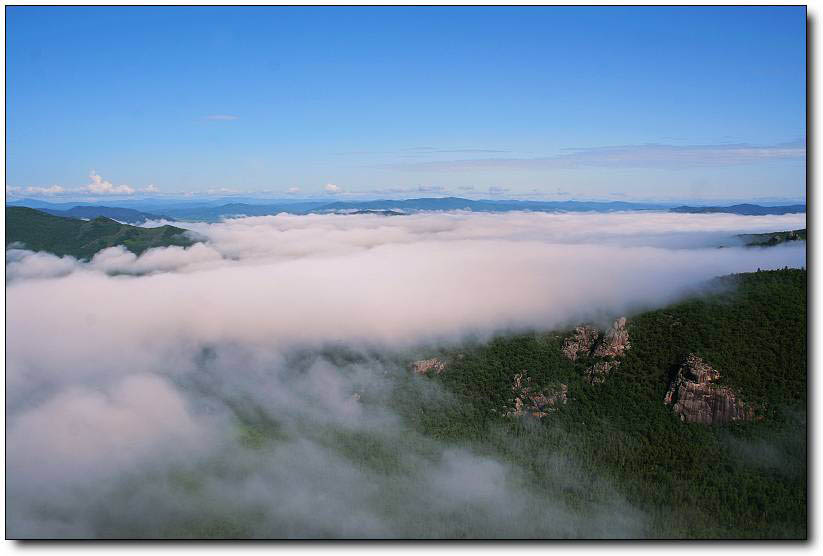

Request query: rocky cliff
[
  {"left": 561, "top": 325, "right": 600, "bottom": 361},
  {"left": 664, "top": 354, "right": 756, "bottom": 425},
  {"left": 562, "top": 317, "right": 630, "bottom": 384},
  {"left": 594, "top": 317, "right": 631, "bottom": 358}
]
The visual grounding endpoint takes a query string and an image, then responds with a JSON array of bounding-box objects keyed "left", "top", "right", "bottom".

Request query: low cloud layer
[{"left": 5, "top": 211, "right": 806, "bottom": 538}]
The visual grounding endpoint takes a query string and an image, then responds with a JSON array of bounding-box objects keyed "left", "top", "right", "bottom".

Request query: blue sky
[{"left": 6, "top": 6, "right": 806, "bottom": 201}]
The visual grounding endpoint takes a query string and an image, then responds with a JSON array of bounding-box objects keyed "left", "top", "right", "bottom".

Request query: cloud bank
[{"left": 5, "top": 211, "right": 806, "bottom": 538}]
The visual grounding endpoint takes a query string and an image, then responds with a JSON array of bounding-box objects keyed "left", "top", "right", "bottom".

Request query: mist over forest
[{"left": 6, "top": 211, "right": 807, "bottom": 538}]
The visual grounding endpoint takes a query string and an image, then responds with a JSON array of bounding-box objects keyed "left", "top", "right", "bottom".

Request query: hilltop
[{"left": 5, "top": 207, "right": 195, "bottom": 260}]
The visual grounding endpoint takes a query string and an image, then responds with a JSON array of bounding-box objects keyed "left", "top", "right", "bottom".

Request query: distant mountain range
[
  {"left": 671, "top": 204, "right": 806, "bottom": 216},
  {"left": 6, "top": 197, "right": 806, "bottom": 222},
  {"left": 6, "top": 207, "right": 194, "bottom": 260},
  {"left": 36, "top": 205, "right": 174, "bottom": 225}
]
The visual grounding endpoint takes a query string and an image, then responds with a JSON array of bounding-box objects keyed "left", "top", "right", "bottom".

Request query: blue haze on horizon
[{"left": 5, "top": 6, "right": 806, "bottom": 203}]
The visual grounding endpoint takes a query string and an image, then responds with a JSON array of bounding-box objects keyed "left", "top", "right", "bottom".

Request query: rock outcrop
[
  {"left": 505, "top": 371, "right": 568, "bottom": 418},
  {"left": 411, "top": 358, "right": 446, "bottom": 375},
  {"left": 593, "top": 317, "right": 630, "bottom": 358},
  {"left": 664, "top": 354, "right": 756, "bottom": 425},
  {"left": 584, "top": 360, "right": 621, "bottom": 385},
  {"left": 562, "top": 318, "right": 630, "bottom": 384},
  {"left": 561, "top": 325, "right": 600, "bottom": 361}
]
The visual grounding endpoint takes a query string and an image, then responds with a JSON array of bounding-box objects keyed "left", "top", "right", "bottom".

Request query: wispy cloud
[
  {"left": 324, "top": 183, "right": 343, "bottom": 194},
  {"left": 206, "top": 187, "right": 242, "bottom": 195},
  {"left": 7, "top": 172, "right": 162, "bottom": 199},
  {"left": 367, "top": 185, "right": 447, "bottom": 195},
  {"left": 6, "top": 185, "right": 66, "bottom": 197},
  {"left": 402, "top": 147, "right": 512, "bottom": 154},
  {"left": 381, "top": 141, "right": 806, "bottom": 172},
  {"left": 334, "top": 146, "right": 511, "bottom": 156},
  {"left": 205, "top": 114, "right": 239, "bottom": 121}
]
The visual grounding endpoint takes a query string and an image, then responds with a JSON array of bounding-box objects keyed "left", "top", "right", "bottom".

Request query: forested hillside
[
  {"left": 6, "top": 207, "right": 195, "bottom": 260},
  {"left": 397, "top": 268, "right": 807, "bottom": 538},
  {"left": 738, "top": 229, "right": 806, "bottom": 247}
]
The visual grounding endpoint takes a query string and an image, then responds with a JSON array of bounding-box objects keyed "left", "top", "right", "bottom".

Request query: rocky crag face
[
  {"left": 562, "top": 317, "right": 630, "bottom": 384},
  {"left": 410, "top": 357, "right": 447, "bottom": 375},
  {"left": 664, "top": 354, "right": 756, "bottom": 425},
  {"left": 561, "top": 325, "right": 600, "bottom": 361},
  {"left": 504, "top": 371, "right": 568, "bottom": 418},
  {"left": 594, "top": 317, "right": 630, "bottom": 358}
]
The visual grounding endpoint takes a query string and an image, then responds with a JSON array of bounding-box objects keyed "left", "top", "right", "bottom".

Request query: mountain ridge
[
  {"left": 5, "top": 207, "right": 195, "bottom": 260},
  {"left": 7, "top": 197, "right": 807, "bottom": 222}
]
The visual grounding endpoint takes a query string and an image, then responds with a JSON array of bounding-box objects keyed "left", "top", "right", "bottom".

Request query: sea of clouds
[{"left": 5, "top": 210, "right": 806, "bottom": 538}]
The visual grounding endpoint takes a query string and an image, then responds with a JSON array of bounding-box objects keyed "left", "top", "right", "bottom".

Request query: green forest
[
  {"left": 219, "top": 268, "right": 806, "bottom": 539},
  {"left": 5, "top": 206, "right": 195, "bottom": 260},
  {"left": 739, "top": 229, "right": 806, "bottom": 247},
  {"left": 391, "top": 268, "right": 807, "bottom": 538}
]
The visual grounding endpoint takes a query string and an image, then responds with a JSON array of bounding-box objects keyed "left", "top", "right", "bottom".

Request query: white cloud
[
  {"left": 85, "top": 171, "right": 135, "bottom": 195},
  {"left": 6, "top": 184, "right": 66, "bottom": 197},
  {"left": 287, "top": 186, "right": 302, "bottom": 194},
  {"left": 206, "top": 187, "right": 241, "bottom": 195},
  {"left": 32, "top": 185, "right": 65, "bottom": 195},
  {"left": 324, "top": 183, "right": 342, "bottom": 194},
  {"left": 6, "top": 248, "right": 79, "bottom": 281},
  {"left": 8, "top": 177, "right": 158, "bottom": 198},
  {"left": 4, "top": 211, "right": 807, "bottom": 538}
]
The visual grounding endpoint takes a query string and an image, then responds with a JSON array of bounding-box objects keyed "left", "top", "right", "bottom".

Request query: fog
[{"left": 5, "top": 211, "right": 806, "bottom": 538}]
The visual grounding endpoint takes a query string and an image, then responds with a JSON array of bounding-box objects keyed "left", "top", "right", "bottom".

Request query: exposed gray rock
[{"left": 664, "top": 354, "right": 756, "bottom": 425}]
